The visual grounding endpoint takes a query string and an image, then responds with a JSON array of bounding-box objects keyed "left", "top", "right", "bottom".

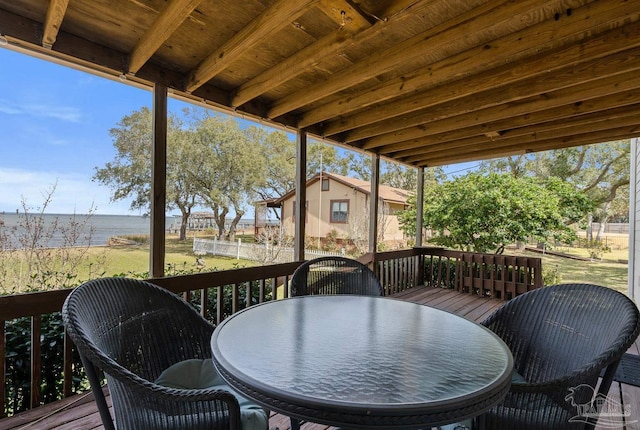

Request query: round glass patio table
[{"left": 211, "top": 295, "right": 513, "bottom": 429}]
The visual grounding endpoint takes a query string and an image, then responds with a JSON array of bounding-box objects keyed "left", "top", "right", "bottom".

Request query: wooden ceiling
[{"left": 1, "top": 0, "right": 639, "bottom": 167}]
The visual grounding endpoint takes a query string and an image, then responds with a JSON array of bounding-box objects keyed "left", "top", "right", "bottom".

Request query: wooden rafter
[
  {"left": 395, "top": 106, "right": 640, "bottom": 161},
  {"left": 231, "top": 0, "right": 374, "bottom": 107},
  {"left": 356, "top": 68, "right": 640, "bottom": 152},
  {"left": 128, "top": 0, "right": 204, "bottom": 74},
  {"left": 266, "top": 0, "right": 564, "bottom": 119},
  {"left": 378, "top": 100, "right": 640, "bottom": 156},
  {"left": 310, "top": 1, "right": 640, "bottom": 134},
  {"left": 231, "top": 25, "right": 357, "bottom": 108},
  {"left": 42, "top": 0, "right": 69, "bottom": 49},
  {"left": 185, "top": 0, "right": 319, "bottom": 93},
  {"left": 345, "top": 47, "right": 640, "bottom": 145},
  {"left": 415, "top": 126, "right": 640, "bottom": 167}
]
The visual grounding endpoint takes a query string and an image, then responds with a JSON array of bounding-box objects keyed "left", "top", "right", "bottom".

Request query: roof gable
[{"left": 273, "top": 172, "right": 409, "bottom": 205}]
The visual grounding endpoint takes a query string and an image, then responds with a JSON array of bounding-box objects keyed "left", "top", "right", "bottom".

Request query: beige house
[{"left": 271, "top": 172, "right": 409, "bottom": 249}]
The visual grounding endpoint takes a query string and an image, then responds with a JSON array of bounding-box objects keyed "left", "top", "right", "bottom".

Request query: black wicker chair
[
  {"left": 289, "top": 256, "right": 383, "bottom": 430},
  {"left": 62, "top": 277, "right": 268, "bottom": 430},
  {"left": 289, "top": 256, "right": 384, "bottom": 297},
  {"left": 480, "top": 283, "right": 640, "bottom": 430}
]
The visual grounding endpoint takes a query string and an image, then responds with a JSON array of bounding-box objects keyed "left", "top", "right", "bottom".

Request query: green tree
[
  {"left": 188, "top": 113, "right": 265, "bottom": 240},
  {"left": 399, "top": 173, "right": 593, "bottom": 253},
  {"left": 308, "top": 141, "right": 350, "bottom": 177},
  {"left": 94, "top": 107, "right": 202, "bottom": 240},
  {"left": 534, "top": 141, "right": 630, "bottom": 239},
  {"left": 247, "top": 128, "right": 296, "bottom": 205},
  {"left": 481, "top": 141, "right": 630, "bottom": 239}
]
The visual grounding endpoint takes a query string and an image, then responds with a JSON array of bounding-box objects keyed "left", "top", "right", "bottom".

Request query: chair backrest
[
  {"left": 482, "top": 283, "right": 640, "bottom": 389},
  {"left": 290, "top": 256, "right": 384, "bottom": 297},
  {"left": 62, "top": 277, "right": 224, "bottom": 430},
  {"left": 63, "top": 277, "right": 214, "bottom": 381}
]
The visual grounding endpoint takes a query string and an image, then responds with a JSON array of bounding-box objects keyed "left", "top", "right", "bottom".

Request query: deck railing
[
  {"left": 369, "top": 247, "right": 543, "bottom": 300},
  {"left": 0, "top": 248, "right": 542, "bottom": 418}
]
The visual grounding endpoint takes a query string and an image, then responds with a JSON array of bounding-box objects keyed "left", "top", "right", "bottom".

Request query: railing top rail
[
  {"left": 0, "top": 261, "right": 303, "bottom": 320},
  {"left": 151, "top": 261, "right": 301, "bottom": 294}
]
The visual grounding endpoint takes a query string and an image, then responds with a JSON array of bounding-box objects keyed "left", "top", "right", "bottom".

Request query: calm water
[{"left": 0, "top": 213, "right": 172, "bottom": 248}]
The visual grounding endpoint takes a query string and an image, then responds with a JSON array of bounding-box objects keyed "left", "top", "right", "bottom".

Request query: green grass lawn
[
  {"left": 17, "top": 236, "right": 257, "bottom": 291},
  {"left": 515, "top": 249, "right": 629, "bottom": 295}
]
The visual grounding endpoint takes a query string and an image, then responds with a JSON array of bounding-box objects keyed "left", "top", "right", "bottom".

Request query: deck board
[{"left": 1, "top": 286, "right": 638, "bottom": 429}]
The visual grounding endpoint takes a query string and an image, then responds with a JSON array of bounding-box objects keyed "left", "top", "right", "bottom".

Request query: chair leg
[
  {"left": 290, "top": 417, "right": 301, "bottom": 430},
  {"left": 80, "top": 353, "right": 115, "bottom": 430}
]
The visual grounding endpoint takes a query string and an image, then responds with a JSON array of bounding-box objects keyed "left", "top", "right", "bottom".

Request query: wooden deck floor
[{"left": 2, "top": 286, "right": 639, "bottom": 430}]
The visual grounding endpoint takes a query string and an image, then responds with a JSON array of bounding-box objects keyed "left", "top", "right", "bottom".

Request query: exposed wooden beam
[
  {"left": 381, "top": 103, "right": 640, "bottom": 157},
  {"left": 415, "top": 126, "right": 640, "bottom": 167},
  {"left": 345, "top": 47, "right": 640, "bottom": 144},
  {"left": 231, "top": 0, "right": 417, "bottom": 107},
  {"left": 366, "top": 87, "right": 640, "bottom": 152},
  {"left": 316, "top": 11, "right": 640, "bottom": 135},
  {"left": 185, "top": 0, "right": 319, "bottom": 93},
  {"left": 42, "top": 0, "right": 69, "bottom": 49},
  {"left": 398, "top": 109, "right": 640, "bottom": 163},
  {"left": 352, "top": 68, "right": 640, "bottom": 148},
  {"left": 267, "top": 0, "right": 574, "bottom": 119},
  {"left": 128, "top": 0, "right": 204, "bottom": 74},
  {"left": 231, "top": 23, "right": 357, "bottom": 108}
]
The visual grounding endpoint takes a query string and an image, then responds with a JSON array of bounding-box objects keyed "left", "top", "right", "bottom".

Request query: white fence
[{"left": 193, "top": 238, "right": 344, "bottom": 264}]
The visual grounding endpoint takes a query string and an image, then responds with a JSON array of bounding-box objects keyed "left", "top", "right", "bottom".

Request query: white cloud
[
  {"left": 0, "top": 167, "right": 134, "bottom": 215},
  {"left": 0, "top": 104, "right": 22, "bottom": 115},
  {"left": 0, "top": 98, "right": 82, "bottom": 122}
]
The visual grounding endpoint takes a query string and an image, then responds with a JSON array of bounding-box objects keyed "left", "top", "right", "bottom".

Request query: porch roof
[{"left": 1, "top": 0, "right": 639, "bottom": 167}]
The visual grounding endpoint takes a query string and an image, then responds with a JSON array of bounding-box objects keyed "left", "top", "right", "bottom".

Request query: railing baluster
[
  {"left": 246, "top": 281, "right": 252, "bottom": 308},
  {"left": 216, "top": 286, "right": 223, "bottom": 325},
  {"left": 232, "top": 283, "right": 239, "bottom": 314},
  {"left": 200, "top": 288, "right": 208, "bottom": 317},
  {"left": 0, "top": 320, "right": 5, "bottom": 418},
  {"left": 30, "top": 316, "right": 42, "bottom": 409},
  {"left": 63, "top": 330, "right": 73, "bottom": 397},
  {"left": 259, "top": 279, "right": 266, "bottom": 303}
]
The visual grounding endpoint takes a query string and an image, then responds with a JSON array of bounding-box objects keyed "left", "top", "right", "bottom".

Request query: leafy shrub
[
  {"left": 542, "top": 264, "right": 562, "bottom": 286},
  {"left": 5, "top": 313, "right": 86, "bottom": 416}
]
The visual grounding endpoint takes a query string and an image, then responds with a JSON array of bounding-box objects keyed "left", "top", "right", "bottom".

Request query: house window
[
  {"left": 330, "top": 200, "right": 349, "bottom": 223},
  {"left": 321, "top": 178, "right": 330, "bottom": 191}
]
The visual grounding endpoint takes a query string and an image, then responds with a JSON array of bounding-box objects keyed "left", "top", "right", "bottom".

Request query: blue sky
[
  {"left": 0, "top": 46, "right": 476, "bottom": 216},
  {"left": 0, "top": 47, "right": 158, "bottom": 214}
]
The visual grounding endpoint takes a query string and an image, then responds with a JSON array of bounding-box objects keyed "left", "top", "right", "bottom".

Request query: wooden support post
[
  {"left": 416, "top": 167, "right": 424, "bottom": 285},
  {"left": 294, "top": 129, "right": 307, "bottom": 262},
  {"left": 150, "top": 84, "right": 167, "bottom": 278},
  {"left": 630, "top": 137, "right": 639, "bottom": 301},
  {"left": 368, "top": 154, "right": 380, "bottom": 255},
  {"left": 416, "top": 167, "right": 424, "bottom": 247}
]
